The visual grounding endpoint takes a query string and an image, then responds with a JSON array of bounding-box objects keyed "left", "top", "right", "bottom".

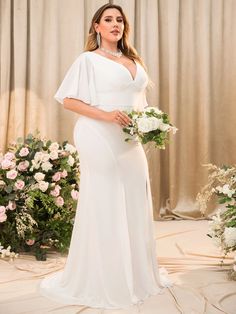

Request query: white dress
[{"left": 39, "top": 51, "right": 170, "bottom": 309}]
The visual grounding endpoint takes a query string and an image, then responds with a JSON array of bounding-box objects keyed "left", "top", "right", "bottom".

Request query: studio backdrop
[{"left": 1, "top": 0, "right": 236, "bottom": 219}]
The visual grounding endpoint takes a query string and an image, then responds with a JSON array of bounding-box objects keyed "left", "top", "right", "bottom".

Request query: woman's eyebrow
[{"left": 103, "top": 15, "right": 123, "bottom": 18}]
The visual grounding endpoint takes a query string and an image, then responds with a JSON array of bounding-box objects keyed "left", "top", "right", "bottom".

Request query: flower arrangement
[
  {"left": 0, "top": 132, "right": 79, "bottom": 260},
  {"left": 197, "top": 164, "right": 236, "bottom": 279},
  {"left": 122, "top": 107, "right": 178, "bottom": 149}
]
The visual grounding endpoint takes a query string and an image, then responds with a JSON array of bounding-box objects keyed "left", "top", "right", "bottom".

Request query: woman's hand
[{"left": 102, "top": 110, "right": 132, "bottom": 127}]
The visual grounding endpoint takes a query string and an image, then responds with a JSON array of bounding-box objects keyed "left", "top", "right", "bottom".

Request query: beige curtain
[{"left": 1, "top": 0, "right": 236, "bottom": 219}]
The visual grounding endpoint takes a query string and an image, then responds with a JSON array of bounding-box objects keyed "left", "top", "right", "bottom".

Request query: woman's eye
[
  {"left": 117, "top": 19, "right": 123, "bottom": 23},
  {"left": 105, "top": 18, "right": 112, "bottom": 22}
]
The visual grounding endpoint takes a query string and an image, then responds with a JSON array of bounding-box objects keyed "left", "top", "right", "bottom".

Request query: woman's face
[{"left": 95, "top": 8, "right": 124, "bottom": 45}]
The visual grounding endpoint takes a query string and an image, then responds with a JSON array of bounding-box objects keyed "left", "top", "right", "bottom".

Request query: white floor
[{"left": 0, "top": 220, "right": 235, "bottom": 314}]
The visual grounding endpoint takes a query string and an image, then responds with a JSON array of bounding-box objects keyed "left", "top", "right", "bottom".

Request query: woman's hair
[{"left": 84, "top": 3, "right": 146, "bottom": 69}]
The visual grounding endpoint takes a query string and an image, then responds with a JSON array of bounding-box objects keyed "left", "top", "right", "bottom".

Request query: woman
[{"left": 40, "top": 3, "right": 171, "bottom": 310}]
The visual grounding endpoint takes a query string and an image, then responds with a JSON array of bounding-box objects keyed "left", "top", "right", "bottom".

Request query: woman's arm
[{"left": 63, "top": 98, "right": 131, "bottom": 127}]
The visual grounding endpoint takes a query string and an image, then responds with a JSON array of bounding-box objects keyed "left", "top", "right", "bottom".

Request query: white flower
[
  {"left": 145, "top": 107, "right": 163, "bottom": 115},
  {"left": 137, "top": 117, "right": 153, "bottom": 133},
  {"left": 31, "top": 160, "right": 40, "bottom": 170},
  {"left": 65, "top": 143, "right": 77, "bottom": 154},
  {"left": 34, "top": 172, "right": 45, "bottom": 182},
  {"left": 0, "top": 180, "right": 6, "bottom": 187},
  {"left": 38, "top": 181, "right": 49, "bottom": 192},
  {"left": 34, "top": 152, "right": 44, "bottom": 162},
  {"left": 159, "top": 122, "right": 171, "bottom": 132},
  {"left": 224, "top": 227, "right": 236, "bottom": 247},
  {"left": 216, "top": 184, "right": 235, "bottom": 197},
  {"left": 67, "top": 155, "right": 75, "bottom": 166},
  {"left": 49, "top": 142, "right": 59, "bottom": 152},
  {"left": 49, "top": 151, "right": 58, "bottom": 160},
  {"left": 41, "top": 161, "right": 53, "bottom": 172},
  {"left": 148, "top": 117, "right": 161, "bottom": 130}
]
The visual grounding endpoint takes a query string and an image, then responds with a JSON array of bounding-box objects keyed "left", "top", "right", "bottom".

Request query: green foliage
[{"left": 0, "top": 132, "right": 80, "bottom": 260}]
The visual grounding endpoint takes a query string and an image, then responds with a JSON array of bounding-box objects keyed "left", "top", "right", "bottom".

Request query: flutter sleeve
[{"left": 54, "top": 53, "right": 97, "bottom": 106}]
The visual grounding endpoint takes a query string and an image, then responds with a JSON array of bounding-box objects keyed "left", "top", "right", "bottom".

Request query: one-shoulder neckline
[{"left": 87, "top": 51, "right": 138, "bottom": 82}]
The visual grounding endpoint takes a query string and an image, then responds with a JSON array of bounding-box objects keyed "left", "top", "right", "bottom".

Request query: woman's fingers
[{"left": 115, "top": 111, "right": 132, "bottom": 126}]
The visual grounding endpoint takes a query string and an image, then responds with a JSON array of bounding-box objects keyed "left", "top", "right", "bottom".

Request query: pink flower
[
  {"left": 55, "top": 196, "right": 64, "bottom": 207},
  {"left": 19, "top": 147, "right": 29, "bottom": 157},
  {"left": 50, "top": 185, "right": 61, "bottom": 197},
  {"left": 61, "top": 170, "right": 68, "bottom": 178},
  {"left": 0, "top": 206, "right": 6, "bottom": 215},
  {"left": 0, "top": 207, "right": 7, "bottom": 222},
  {"left": 1, "top": 159, "right": 13, "bottom": 170},
  {"left": 17, "top": 160, "right": 29, "bottom": 171},
  {"left": 71, "top": 189, "right": 79, "bottom": 200},
  {"left": 25, "top": 239, "right": 35, "bottom": 246},
  {"left": 52, "top": 172, "right": 61, "bottom": 182},
  {"left": 4, "top": 152, "right": 15, "bottom": 161},
  {"left": 6, "top": 169, "right": 18, "bottom": 180},
  {"left": 14, "top": 180, "right": 25, "bottom": 190},
  {"left": 0, "top": 213, "right": 7, "bottom": 223},
  {"left": 7, "top": 201, "right": 16, "bottom": 211}
]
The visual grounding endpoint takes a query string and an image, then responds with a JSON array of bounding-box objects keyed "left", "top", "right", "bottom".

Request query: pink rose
[
  {"left": 0, "top": 213, "right": 7, "bottom": 223},
  {"left": 4, "top": 152, "right": 15, "bottom": 161},
  {"left": 25, "top": 239, "right": 35, "bottom": 246},
  {"left": 50, "top": 185, "right": 61, "bottom": 197},
  {"left": 52, "top": 172, "right": 61, "bottom": 182},
  {"left": 14, "top": 180, "right": 25, "bottom": 190},
  {"left": 61, "top": 170, "right": 68, "bottom": 178},
  {"left": 0, "top": 206, "right": 6, "bottom": 215},
  {"left": 6, "top": 169, "right": 18, "bottom": 180},
  {"left": 1, "top": 159, "right": 13, "bottom": 170},
  {"left": 19, "top": 147, "right": 29, "bottom": 157},
  {"left": 55, "top": 196, "right": 64, "bottom": 207},
  {"left": 17, "top": 160, "right": 29, "bottom": 171},
  {"left": 7, "top": 201, "right": 16, "bottom": 211},
  {"left": 71, "top": 189, "right": 79, "bottom": 200}
]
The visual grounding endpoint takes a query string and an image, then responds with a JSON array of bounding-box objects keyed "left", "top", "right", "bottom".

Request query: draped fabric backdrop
[{"left": 1, "top": 0, "right": 236, "bottom": 219}]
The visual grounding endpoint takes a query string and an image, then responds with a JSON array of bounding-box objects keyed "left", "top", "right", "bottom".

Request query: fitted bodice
[{"left": 54, "top": 51, "right": 149, "bottom": 112}]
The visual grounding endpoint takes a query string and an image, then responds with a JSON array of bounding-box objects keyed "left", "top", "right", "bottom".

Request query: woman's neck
[{"left": 100, "top": 41, "right": 118, "bottom": 52}]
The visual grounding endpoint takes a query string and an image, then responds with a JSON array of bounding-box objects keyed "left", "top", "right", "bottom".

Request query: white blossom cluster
[{"left": 0, "top": 243, "right": 19, "bottom": 260}]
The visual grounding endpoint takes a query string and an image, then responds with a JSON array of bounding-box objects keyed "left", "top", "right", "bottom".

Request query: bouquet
[
  {"left": 0, "top": 132, "right": 80, "bottom": 260},
  {"left": 197, "top": 164, "right": 236, "bottom": 279},
  {"left": 122, "top": 107, "right": 178, "bottom": 149}
]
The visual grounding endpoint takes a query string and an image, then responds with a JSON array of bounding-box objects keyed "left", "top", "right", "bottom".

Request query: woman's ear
[{"left": 94, "top": 23, "right": 99, "bottom": 33}]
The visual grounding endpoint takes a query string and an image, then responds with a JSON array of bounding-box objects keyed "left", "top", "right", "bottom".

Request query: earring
[
  {"left": 96, "top": 32, "right": 101, "bottom": 48},
  {"left": 121, "top": 38, "right": 124, "bottom": 49}
]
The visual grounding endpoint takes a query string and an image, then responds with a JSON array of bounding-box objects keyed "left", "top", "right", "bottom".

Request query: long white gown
[{"left": 39, "top": 51, "right": 170, "bottom": 309}]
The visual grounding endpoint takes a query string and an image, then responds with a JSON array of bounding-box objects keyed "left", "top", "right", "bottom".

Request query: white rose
[
  {"left": 148, "top": 117, "right": 161, "bottom": 130},
  {"left": 38, "top": 181, "right": 49, "bottom": 192},
  {"left": 224, "top": 227, "right": 236, "bottom": 247},
  {"left": 34, "top": 172, "right": 45, "bottom": 182},
  {"left": 41, "top": 153, "right": 50, "bottom": 162},
  {"left": 49, "top": 151, "right": 58, "bottom": 160},
  {"left": 67, "top": 155, "right": 75, "bottom": 166},
  {"left": 145, "top": 106, "right": 163, "bottom": 115},
  {"left": 41, "top": 161, "right": 53, "bottom": 172},
  {"left": 159, "top": 122, "right": 171, "bottom": 132},
  {"left": 137, "top": 117, "right": 152, "bottom": 133},
  {"left": 34, "top": 152, "right": 44, "bottom": 162},
  {"left": 49, "top": 142, "right": 59, "bottom": 151},
  {"left": 65, "top": 143, "right": 77, "bottom": 154}
]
